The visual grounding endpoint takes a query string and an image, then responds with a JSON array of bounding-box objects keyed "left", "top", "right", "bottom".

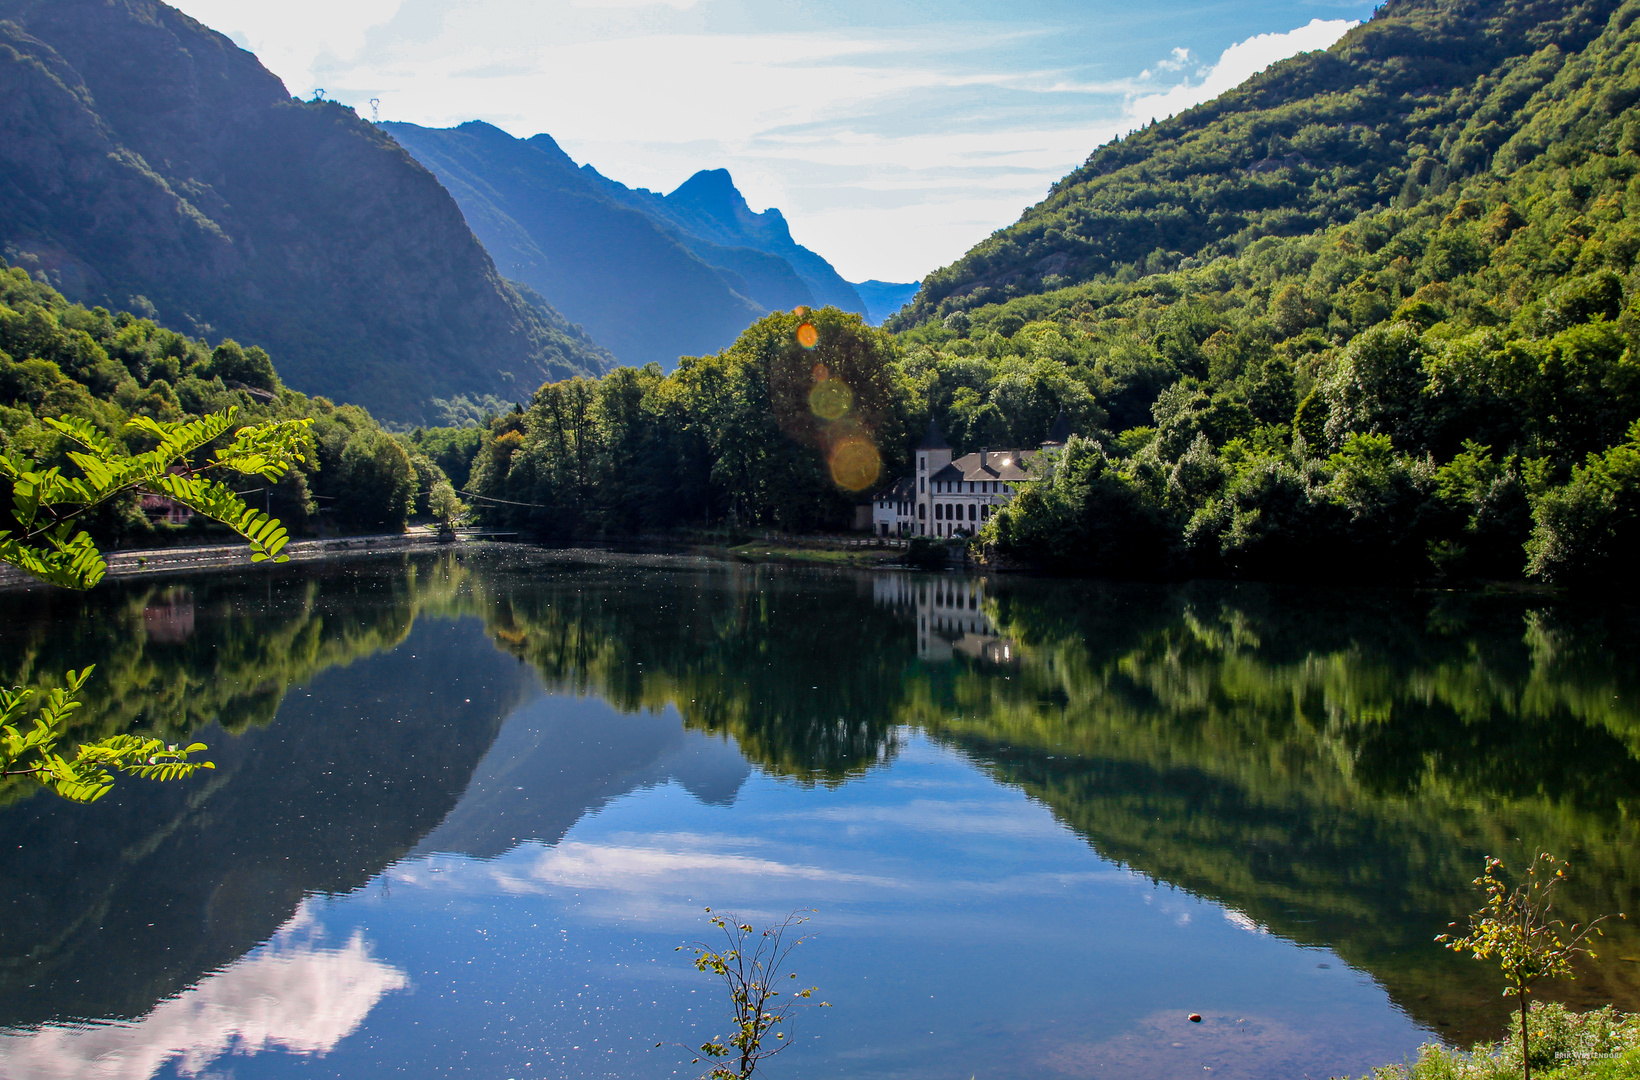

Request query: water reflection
[
  {"left": 0, "top": 551, "right": 1637, "bottom": 1075},
  {"left": 0, "top": 907, "right": 406, "bottom": 1080},
  {"left": 874, "top": 574, "right": 1019, "bottom": 665}
]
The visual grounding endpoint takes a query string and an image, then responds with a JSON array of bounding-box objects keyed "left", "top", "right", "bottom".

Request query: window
[
  {"left": 919, "top": 477, "right": 925, "bottom": 492},
  {"left": 918, "top": 503, "right": 926, "bottom": 519},
  {"left": 968, "top": 503, "right": 976, "bottom": 521},
  {"left": 919, "top": 456, "right": 925, "bottom": 472}
]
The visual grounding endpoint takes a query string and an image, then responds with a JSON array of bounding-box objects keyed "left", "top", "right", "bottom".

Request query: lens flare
[
  {"left": 796, "top": 322, "right": 818, "bottom": 349},
  {"left": 812, "top": 363, "right": 829, "bottom": 381},
  {"left": 809, "top": 379, "right": 853, "bottom": 420},
  {"left": 829, "top": 436, "right": 881, "bottom": 491}
]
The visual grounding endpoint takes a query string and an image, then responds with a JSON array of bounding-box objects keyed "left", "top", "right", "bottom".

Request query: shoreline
[{"left": 0, "top": 530, "right": 519, "bottom": 591}]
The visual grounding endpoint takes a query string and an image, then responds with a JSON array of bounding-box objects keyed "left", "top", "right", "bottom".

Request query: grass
[
  {"left": 725, "top": 542, "right": 902, "bottom": 568},
  {"left": 1348, "top": 1006, "right": 1640, "bottom": 1080}
]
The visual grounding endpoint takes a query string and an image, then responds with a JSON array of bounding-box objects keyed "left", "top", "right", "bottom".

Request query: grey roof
[
  {"left": 916, "top": 417, "right": 951, "bottom": 451},
  {"left": 1042, "top": 408, "right": 1074, "bottom": 446},
  {"left": 930, "top": 448, "right": 1036, "bottom": 484},
  {"left": 872, "top": 476, "right": 916, "bottom": 501}
]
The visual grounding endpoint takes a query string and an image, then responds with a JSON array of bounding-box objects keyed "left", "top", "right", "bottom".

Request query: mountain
[
  {"left": 583, "top": 165, "right": 868, "bottom": 315},
  {"left": 383, "top": 121, "right": 769, "bottom": 370},
  {"left": 873, "top": 0, "right": 1640, "bottom": 586},
  {"left": 894, "top": 0, "right": 1627, "bottom": 325},
  {"left": 852, "top": 279, "right": 920, "bottom": 325},
  {"left": 383, "top": 121, "right": 867, "bottom": 368},
  {"left": 0, "top": 0, "right": 612, "bottom": 423}
]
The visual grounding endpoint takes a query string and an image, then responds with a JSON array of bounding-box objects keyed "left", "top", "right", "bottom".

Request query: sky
[{"left": 167, "top": 0, "right": 1375, "bottom": 284}]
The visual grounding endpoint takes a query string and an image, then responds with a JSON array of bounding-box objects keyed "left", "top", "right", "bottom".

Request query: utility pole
[{"left": 370, "top": 97, "right": 380, "bottom": 123}]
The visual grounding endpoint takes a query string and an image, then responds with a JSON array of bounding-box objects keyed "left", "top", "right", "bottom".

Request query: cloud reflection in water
[{"left": 0, "top": 906, "right": 407, "bottom": 1080}]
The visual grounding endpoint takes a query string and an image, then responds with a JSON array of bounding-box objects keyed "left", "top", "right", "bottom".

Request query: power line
[{"left": 457, "top": 489, "right": 553, "bottom": 509}]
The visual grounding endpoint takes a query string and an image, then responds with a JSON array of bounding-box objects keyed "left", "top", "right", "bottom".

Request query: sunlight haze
[{"left": 170, "top": 0, "right": 1370, "bottom": 282}]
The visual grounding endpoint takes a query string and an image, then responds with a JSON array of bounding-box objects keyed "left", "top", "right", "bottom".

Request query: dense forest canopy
[
  {"left": 891, "top": 0, "right": 1630, "bottom": 323},
  {"left": 0, "top": 262, "right": 455, "bottom": 544},
  {"left": 433, "top": 0, "right": 1640, "bottom": 586}
]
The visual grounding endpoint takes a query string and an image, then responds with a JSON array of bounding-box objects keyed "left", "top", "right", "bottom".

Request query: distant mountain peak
[{"left": 667, "top": 169, "right": 751, "bottom": 225}]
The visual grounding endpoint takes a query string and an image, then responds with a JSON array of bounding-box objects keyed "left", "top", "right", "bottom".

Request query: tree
[
  {"left": 1439, "top": 853, "right": 1622, "bottom": 1080},
  {"left": 429, "top": 479, "right": 465, "bottom": 530},
  {"left": 1, "top": 406, "right": 314, "bottom": 801},
  {"left": 672, "top": 909, "right": 828, "bottom": 1080},
  {"left": 2, "top": 406, "right": 314, "bottom": 589},
  {"left": 2, "top": 668, "right": 211, "bottom": 803}
]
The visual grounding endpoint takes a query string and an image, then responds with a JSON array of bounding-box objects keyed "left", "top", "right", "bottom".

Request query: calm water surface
[{"left": 2, "top": 549, "right": 1639, "bottom": 1080}]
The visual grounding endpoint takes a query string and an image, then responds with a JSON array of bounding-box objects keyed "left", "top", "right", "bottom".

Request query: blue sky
[{"left": 169, "top": 0, "right": 1375, "bottom": 283}]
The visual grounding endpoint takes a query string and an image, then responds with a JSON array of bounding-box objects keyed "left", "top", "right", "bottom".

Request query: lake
[{"left": 1, "top": 548, "right": 1638, "bottom": 1080}]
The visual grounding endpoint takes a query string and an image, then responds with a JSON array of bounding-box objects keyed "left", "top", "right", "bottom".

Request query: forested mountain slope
[
  {"left": 876, "top": 0, "right": 1640, "bottom": 586},
  {"left": 0, "top": 0, "right": 611, "bottom": 423},
  {"left": 895, "top": 0, "right": 1627, "bottom": 324},
  {"left": 452, "top": 0, "right": 1640, "bottom": 589}
]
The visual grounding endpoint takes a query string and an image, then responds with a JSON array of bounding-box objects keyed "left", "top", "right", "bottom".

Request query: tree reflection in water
[{"left": 1, "top": 549, "right": 1637, "bottom": 1053}]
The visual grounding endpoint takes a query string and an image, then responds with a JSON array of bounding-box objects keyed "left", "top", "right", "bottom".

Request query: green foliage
[
  {"left": 1441, "top": 854, "right": 1622, "bottom": 1080},
  {"left": 1525, "top": 422, "right": 1640, "bottom": 585},
  {"left": 856, "top": 0, "right": 1640, "bottom": 586},
  {"left": 1, "top": 667, "right": 211, "bottom": 803},
  {"left": 468, "top": 308, "right": 905, "bottom": 535},
  {"left": 675, "top": 909, "right": 827, "bottom": 1080},
  {"left": 0, "top": 266, "right": 438, "bottom": 542},
  {"left": 894, "top": 0, "right": 1627, "bottom": 323},
  {"left": 428, "top": 479, "right": 465, "bottom": 528},
  {"left": 1, "top": 407, "right": 315, "bottom": 588},
  {"left": 1350, "top": 1004, "right": 1640, "bottom": 1079}
]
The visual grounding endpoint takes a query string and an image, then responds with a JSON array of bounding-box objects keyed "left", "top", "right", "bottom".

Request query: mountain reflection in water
[{"left": 0, "top": 549, "right": 1636, "bottom": 1079}]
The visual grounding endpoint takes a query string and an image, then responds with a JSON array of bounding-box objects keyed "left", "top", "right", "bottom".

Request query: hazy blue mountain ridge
[
  {"left": 386, "top": 120, "right": 782, "bottom": 369},
  {"left": 585, "top": 165, "right": 868, "bottom": 314},
  {"left": 852, "top": 280, "right": 922, "bottom": 325},
  {"left": 0, "top": 0, "right": 609, "bottom": 422}
]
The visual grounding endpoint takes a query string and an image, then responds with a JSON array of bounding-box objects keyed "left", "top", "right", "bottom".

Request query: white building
[
  {"left": 870, "top": 413, "right": 1072, "bottom": 538},
  {"left": 872, "top": 573, "right": 1019, "bottom": 665}
]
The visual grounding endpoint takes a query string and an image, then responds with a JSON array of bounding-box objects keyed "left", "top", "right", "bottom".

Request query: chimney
[{"left": 980, "top": 448, "right": 989, "bottom": 470}]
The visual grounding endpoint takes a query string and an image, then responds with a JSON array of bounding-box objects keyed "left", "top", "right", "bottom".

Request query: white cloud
[
  {"left": 1224, "top": 909, "right": 1271, "bottom": 935},
  {"left": 1125, "top": 18, "right": 1356, "bottom": 127},
  {"left": 572, "top": 0, "right": 702, "bottom": 8},
  {"left": 160, "top": 1, "right": 1365, "bottom": 283},
  {"left": 504, "top": 840, "right": 892, "bottom": 891},
  {"left": 1157, "top": 46, "right": 1192, "bottom": 72},
  {"left": 173, "top": 0, "right": 407, "bottom": 95},
  {"left": 0, "top": 907, "right": 407, "bottom": 1080}
]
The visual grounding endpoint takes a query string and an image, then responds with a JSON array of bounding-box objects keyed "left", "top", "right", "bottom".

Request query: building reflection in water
[{"left": 873, "top": 573, "right": 1018, "bottom": 666}]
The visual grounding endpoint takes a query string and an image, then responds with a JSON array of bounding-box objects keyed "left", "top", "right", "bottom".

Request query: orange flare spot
[
  {"left": 796, "top": 322, "right": 819, "bottom": 349},
  {"left": 829, "top": 436, "right": 881, "bottom": 492}
]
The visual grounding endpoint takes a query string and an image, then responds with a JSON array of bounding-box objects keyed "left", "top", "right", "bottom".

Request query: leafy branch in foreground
[
  {"left": 670, "top": 908, "right": 828, "bottom": 1080},
  {"left": 1439, "top": 854, "right": 1623, "bottom": 1080},
  {"left": 0, "top": 406, "right": 316, "bottom": 589},
  {"left": 1, "top": 667, "right": 212, "bottom": 803}
]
